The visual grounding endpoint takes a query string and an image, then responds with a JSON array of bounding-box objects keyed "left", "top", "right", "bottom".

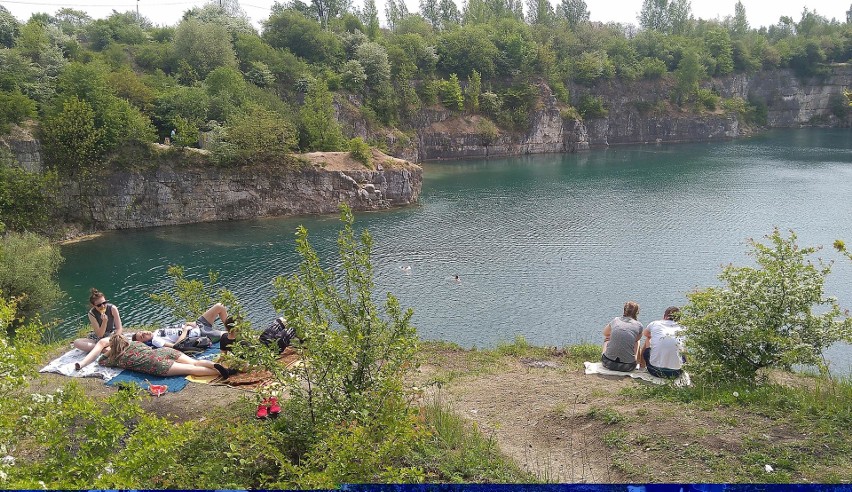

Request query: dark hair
[
  {"left": 131, "top": 333, "right": 140, "bottom": 342},
  {"left": 664, "top": 306, "right": 680, "bottom": 321},
  {"left": 225, "top": 316, "right": 237, "bottom": 332},
  {"left": 89, "top": 288, "right": 104, "bottom": 305}
]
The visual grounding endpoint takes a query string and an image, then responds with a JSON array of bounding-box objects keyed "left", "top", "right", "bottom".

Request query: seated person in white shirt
[{"left": 638, "top": 306, "right": 687, "bottom": 379}]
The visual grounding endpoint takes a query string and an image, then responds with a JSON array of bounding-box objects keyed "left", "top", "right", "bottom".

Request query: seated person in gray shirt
[{"left": 601, "top": 300, "right": 644, "bottom": 372}]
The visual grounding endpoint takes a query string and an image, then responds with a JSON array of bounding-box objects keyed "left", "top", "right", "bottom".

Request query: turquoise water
[{"left": 55, "top": 129, "right": 852, "bottom": 374}]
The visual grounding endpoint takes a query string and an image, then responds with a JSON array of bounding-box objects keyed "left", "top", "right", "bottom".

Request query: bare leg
[
  {"left": 175, "top": 353, "right": 216, "bottom": 369},
  {"left": 165, "top": 362, "right": 220, "bottom": 377},
  {"left": 199, "top": 303, "right": 228, "bottom": 328},
  {"left": 77, "top": 338, "right": 111, "bottom": 370},
  {"left": 73, "top": 338, "right": 97, "bottom": 352}
]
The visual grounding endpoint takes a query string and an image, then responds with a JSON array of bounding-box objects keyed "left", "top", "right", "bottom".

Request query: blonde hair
[
  {"left": 106, "top": 333, "right": 129, "bottom": 365},
  {"left": 623, "top": 301, "right": 640, "bottom": 320}
]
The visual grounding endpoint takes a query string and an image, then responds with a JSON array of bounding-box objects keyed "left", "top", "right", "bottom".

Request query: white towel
[
  {"left": 39, "top": 348, "right": 124, "bottom": 381},
  {"left": 584, "top": 361, "right": 691, "bottom": 387}
]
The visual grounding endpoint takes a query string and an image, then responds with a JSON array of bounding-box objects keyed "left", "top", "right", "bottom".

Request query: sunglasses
[{"left": 95, "top": 301, "right": 108, "bottom": 307}]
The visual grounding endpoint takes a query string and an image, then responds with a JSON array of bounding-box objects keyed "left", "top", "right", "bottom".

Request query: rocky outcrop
[
  {"left": 418, "top": 84, "right": 590, "bottom": 160},
  {"left": 56, "top": 153, "right": 421, "bottom": 230},
  {"left": 0, "top": 122, "right": 43, "bottom": 172},
  {"left": 714, "top": 66, "right": 852, "bottom": 127}
]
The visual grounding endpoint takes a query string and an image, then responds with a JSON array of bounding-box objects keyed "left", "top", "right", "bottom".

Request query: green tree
[
  {"left": 526, "top": 0, "right": 554, "bottom": 25},
  {"left": 355, "top": 42, "right": 391, "bottom": 88},
  {"left": 41, "top": 96, "right": 105, "bottom": 175},
  {"left": 438, "top": 0, "right": 462, "bottom": 27},
  {"left": 299, "top": 79, "right": 345, "bottom": 151},
  {"left": 263, "top": 9, "right": 343, "bottom": 64},
  {"left": 682, "top": 229, "right": 852, "bottom": 383},
  {"left": 557, "top": 0, "right": 589, "bottom": 28},
  {"left": 705, "top": 26, "right": 734, "bottom": 75},
  {"left": 442, "top": 73, "right": 464, "bottom": 110},
  {"left": 173, "top": 19, "right": 238, "bottom": 78},
  {"left": 0, "top": 149, "right": 57, "bottom": 233},
  {"left": 0, "top": 90, "right": 37, "bottom": 129},
  {"left": 731, "top": 1, "right": 749, "bottom": 36},
  {"left": 223, "top": 105, "right": 298, "bottom": 162},
  {"left": 268, "top": 205, "right": 419, "bottom": 435},
  {"left": 0, "top": 5, "right": 19, "bottom": 48},
  {"left": 0, "top": 231, "right": 64, "bottom": 322},
  {"left": 361, "top": 0, "right": 380, "bottom": 39},
  {"left": 674, "top": 48, "right": 703, "bottom": 104},
  {"left": 466, "top": 70, "right": 481, "bottom": 112},
  {"left": 436, "top": 25, "right": 499, "bottom": 77},
  {"left": 420, "top": 0, "right": 441, "bottom": 28},
  {"left": 385, "top": 0, "right": 409, "bottom": 30}
]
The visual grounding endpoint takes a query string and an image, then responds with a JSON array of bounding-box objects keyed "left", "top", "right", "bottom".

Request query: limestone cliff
[{"left": 56, "top": 149, "right": 421, "bottom": 231}]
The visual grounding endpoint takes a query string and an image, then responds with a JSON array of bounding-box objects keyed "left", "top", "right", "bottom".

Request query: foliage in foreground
[
  {"left": 682, "top": 229, "right": 852, "bottom": 383},
  {"left": 0, "top": 231, "right": 64, "bottom": 325}
]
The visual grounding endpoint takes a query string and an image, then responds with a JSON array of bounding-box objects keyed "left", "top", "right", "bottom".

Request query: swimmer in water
[
  {"left": 401, "top": 265, "right": 411, "bottom": 272},
  {"left": 454, "top": 274, "right": 460, "bottom": 283}
]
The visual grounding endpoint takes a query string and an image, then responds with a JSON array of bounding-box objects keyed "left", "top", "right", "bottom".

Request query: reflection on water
[{"left": 55, "top": 129, "right": 852, "bottom": 374}]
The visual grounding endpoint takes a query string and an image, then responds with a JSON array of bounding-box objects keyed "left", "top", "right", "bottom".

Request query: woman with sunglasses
[{"left": 72, "top": 288, "right": 123, "bottom": 353}]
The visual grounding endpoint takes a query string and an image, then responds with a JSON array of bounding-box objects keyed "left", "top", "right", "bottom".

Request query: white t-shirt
[
  {"left": 151, "top": 325, "right": 201, "bottom": 348},
  {"left": 646, "top": 319, "right": 685, "bottom": 370}
]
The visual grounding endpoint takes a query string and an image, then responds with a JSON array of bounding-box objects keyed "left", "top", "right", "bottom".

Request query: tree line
[{"left": 0, "top": 0, "right": 850, "bottom": 230}]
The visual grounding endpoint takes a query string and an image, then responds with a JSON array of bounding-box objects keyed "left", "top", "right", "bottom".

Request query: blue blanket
[{"left": 106, "top": 347, "right": 220, "bottom": 393}]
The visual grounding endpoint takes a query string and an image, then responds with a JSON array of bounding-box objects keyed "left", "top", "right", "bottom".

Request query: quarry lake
[{"left": 55, "top": 128, "right": 852, "bottom": 374}]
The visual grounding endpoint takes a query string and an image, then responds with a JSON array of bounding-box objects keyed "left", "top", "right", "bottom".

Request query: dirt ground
[{"left": 31, "top": 344, "right": 849, "bottom": 484}]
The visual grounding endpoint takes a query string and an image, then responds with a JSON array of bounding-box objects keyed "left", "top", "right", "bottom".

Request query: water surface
[{"left": 55, "top": 129, "right": 852, "bottom": 374}]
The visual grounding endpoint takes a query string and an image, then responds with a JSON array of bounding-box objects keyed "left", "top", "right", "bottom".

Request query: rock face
[
  {"left": 0, "top": 123, "right": 43, "bottom": 172},
  {"left": 715, "top": 66, "right": 852, "bottom": 127},
  {"left": 56, "top": 160, "right": 422, "bottom": 230},
  {"left": 417, "top": 83, "right": 590, "bottom": 160}
]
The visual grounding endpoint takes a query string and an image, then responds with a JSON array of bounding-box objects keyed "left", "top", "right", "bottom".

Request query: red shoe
[
  {"left": 256, "top": 401, "right": 269, "bottom": 419},
  {"left": 268, "top": 397, "right": 281, "bottom": 416}
]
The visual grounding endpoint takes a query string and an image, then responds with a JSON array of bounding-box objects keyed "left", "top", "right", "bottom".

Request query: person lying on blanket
[
  {"left": 74, "top": 303, "right": 231, "bottom": 370},
  {"left": 78, "top": 333, "right": 239, "bottom": 378}
]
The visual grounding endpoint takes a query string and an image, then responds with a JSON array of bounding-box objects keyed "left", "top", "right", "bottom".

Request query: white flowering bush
[{"left": 682, "top": 229, "right": 852, "bottom": 383}]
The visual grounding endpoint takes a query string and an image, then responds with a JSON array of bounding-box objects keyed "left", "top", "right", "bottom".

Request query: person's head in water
[
  {"left": 663, "top": 306, "right": 680, "bottom": 321},
  {"left": 623, "top": 301, "right": 639, "bottom": 320},
  {"left": 454, "top": 274, "right": 460, "bottom": 281}
]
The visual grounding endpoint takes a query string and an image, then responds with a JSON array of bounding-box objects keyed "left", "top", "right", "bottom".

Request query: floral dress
[{"left": 102, "top": 341, "right": 182, "bottom": 376}]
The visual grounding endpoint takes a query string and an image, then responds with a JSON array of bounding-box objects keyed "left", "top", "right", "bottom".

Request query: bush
[
  {"left": 0, "top": 90, "right": 36, "bottom": 130},
  {"left": 681, "top": 229, "right": 852, "bottom": 384},
  {"left": 234, "top": 206, "right": 421, "bottom": 485},
  {"left": 348, "top": 137, "right": 372, "bottom": 168},
  {"left": 0, "top": 231, "right": 64, "bottom": 325},
  {"left": 0, "top": 150, "right": 57, "bottom": 233},
  {"left": 577, "top": 94, "right": 608, "bottom": 119},
  {"left": 696, "top": 88, "right": 720, "bottom": 111}
]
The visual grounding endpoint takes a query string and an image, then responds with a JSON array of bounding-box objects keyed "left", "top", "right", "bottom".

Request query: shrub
[
  {"left": 681, "top": 229, "right": 852, "bottom": 383},
  {"left": 348, "top": 137, "right": 372, "bottom": 168},
  {"left": 227, "top": 206, "right": 422, "bottom": 486},
  {"left": 0, "top": 232, "right": 64, "bottom": 324},
  {"left": 0, "top": 90, "right": 36, "bottom": 130},
  {"left": 0, "top": 149, "right": 57, "bottom": 233},
  {"left": 577, "top": 94, "right": 608, "bottom": 119},
  {"left": 696, "top": 88, "right": 720, "bottom": 111}
]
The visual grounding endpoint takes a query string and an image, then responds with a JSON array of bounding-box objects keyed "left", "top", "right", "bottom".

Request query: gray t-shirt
[{"left": 603, "top": 316, "right": 644, "bottom": 364}]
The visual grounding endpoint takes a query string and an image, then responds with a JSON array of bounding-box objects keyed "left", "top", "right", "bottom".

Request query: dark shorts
[
  {"left": 601, "top": 353, "right": 636, "bottom": 372},
  {"left": 642, "top": 347, "right": 683, "bottom": 379},
  {"left": 196, "top": 316, "right": 224, "bottom": 342}
]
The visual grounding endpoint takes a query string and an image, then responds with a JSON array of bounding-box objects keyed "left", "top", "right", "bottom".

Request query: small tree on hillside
[
  {"left": 299, "top": 79, "right": 345, "bottom": 151},
  {"left": 682, "top": 229, "right": 852, "bottom": 383},
  {"left": 269, "top": 205, "right": 418, "bottom": 433}
]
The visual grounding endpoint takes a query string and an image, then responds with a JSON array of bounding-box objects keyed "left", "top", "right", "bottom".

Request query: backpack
[
  {"left": 259, "top": 317, "right": 296, "bottom": 354},
  {"left": 173, "top": 336, "right": 213, "bottom": 355}
]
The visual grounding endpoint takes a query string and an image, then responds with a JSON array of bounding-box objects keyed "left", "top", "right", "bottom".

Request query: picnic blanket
[
  {"left": 189, "top": 348, "right": 303, "bottom": 391},
  {"left": 105, "top": 346, "right": 221, "bottom": 394},
  {"left": 584, "top": 361, "right": 692, "bottom": 387},
  {"left": 39, "top": 347, "right": 124, "bottom": 381}
]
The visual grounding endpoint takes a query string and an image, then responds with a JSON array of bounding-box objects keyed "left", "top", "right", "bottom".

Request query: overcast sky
[{"left": 2, "top": 0, "right": 848, "bottom": 31}]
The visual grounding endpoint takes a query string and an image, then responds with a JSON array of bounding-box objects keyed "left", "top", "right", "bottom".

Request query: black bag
[
  {"left": 259, "top": 317, "right": 296, "bottom": 354},
  {"left": 173, "top": 336, "right": 212, "bottom": 355}
]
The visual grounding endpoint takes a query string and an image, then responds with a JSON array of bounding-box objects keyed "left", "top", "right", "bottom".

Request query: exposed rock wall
[
  {"left": 417, "top": 84, "right": 590, "bottom": 160},
  {"left": 714, "top": 66, "right": 852, "bottom": 127},
  {"left": 56, "top": 162, "right": 421, "bottom": 230},
  {"left": 0, "top": 123, "right": 43, "bottom": 172}
]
